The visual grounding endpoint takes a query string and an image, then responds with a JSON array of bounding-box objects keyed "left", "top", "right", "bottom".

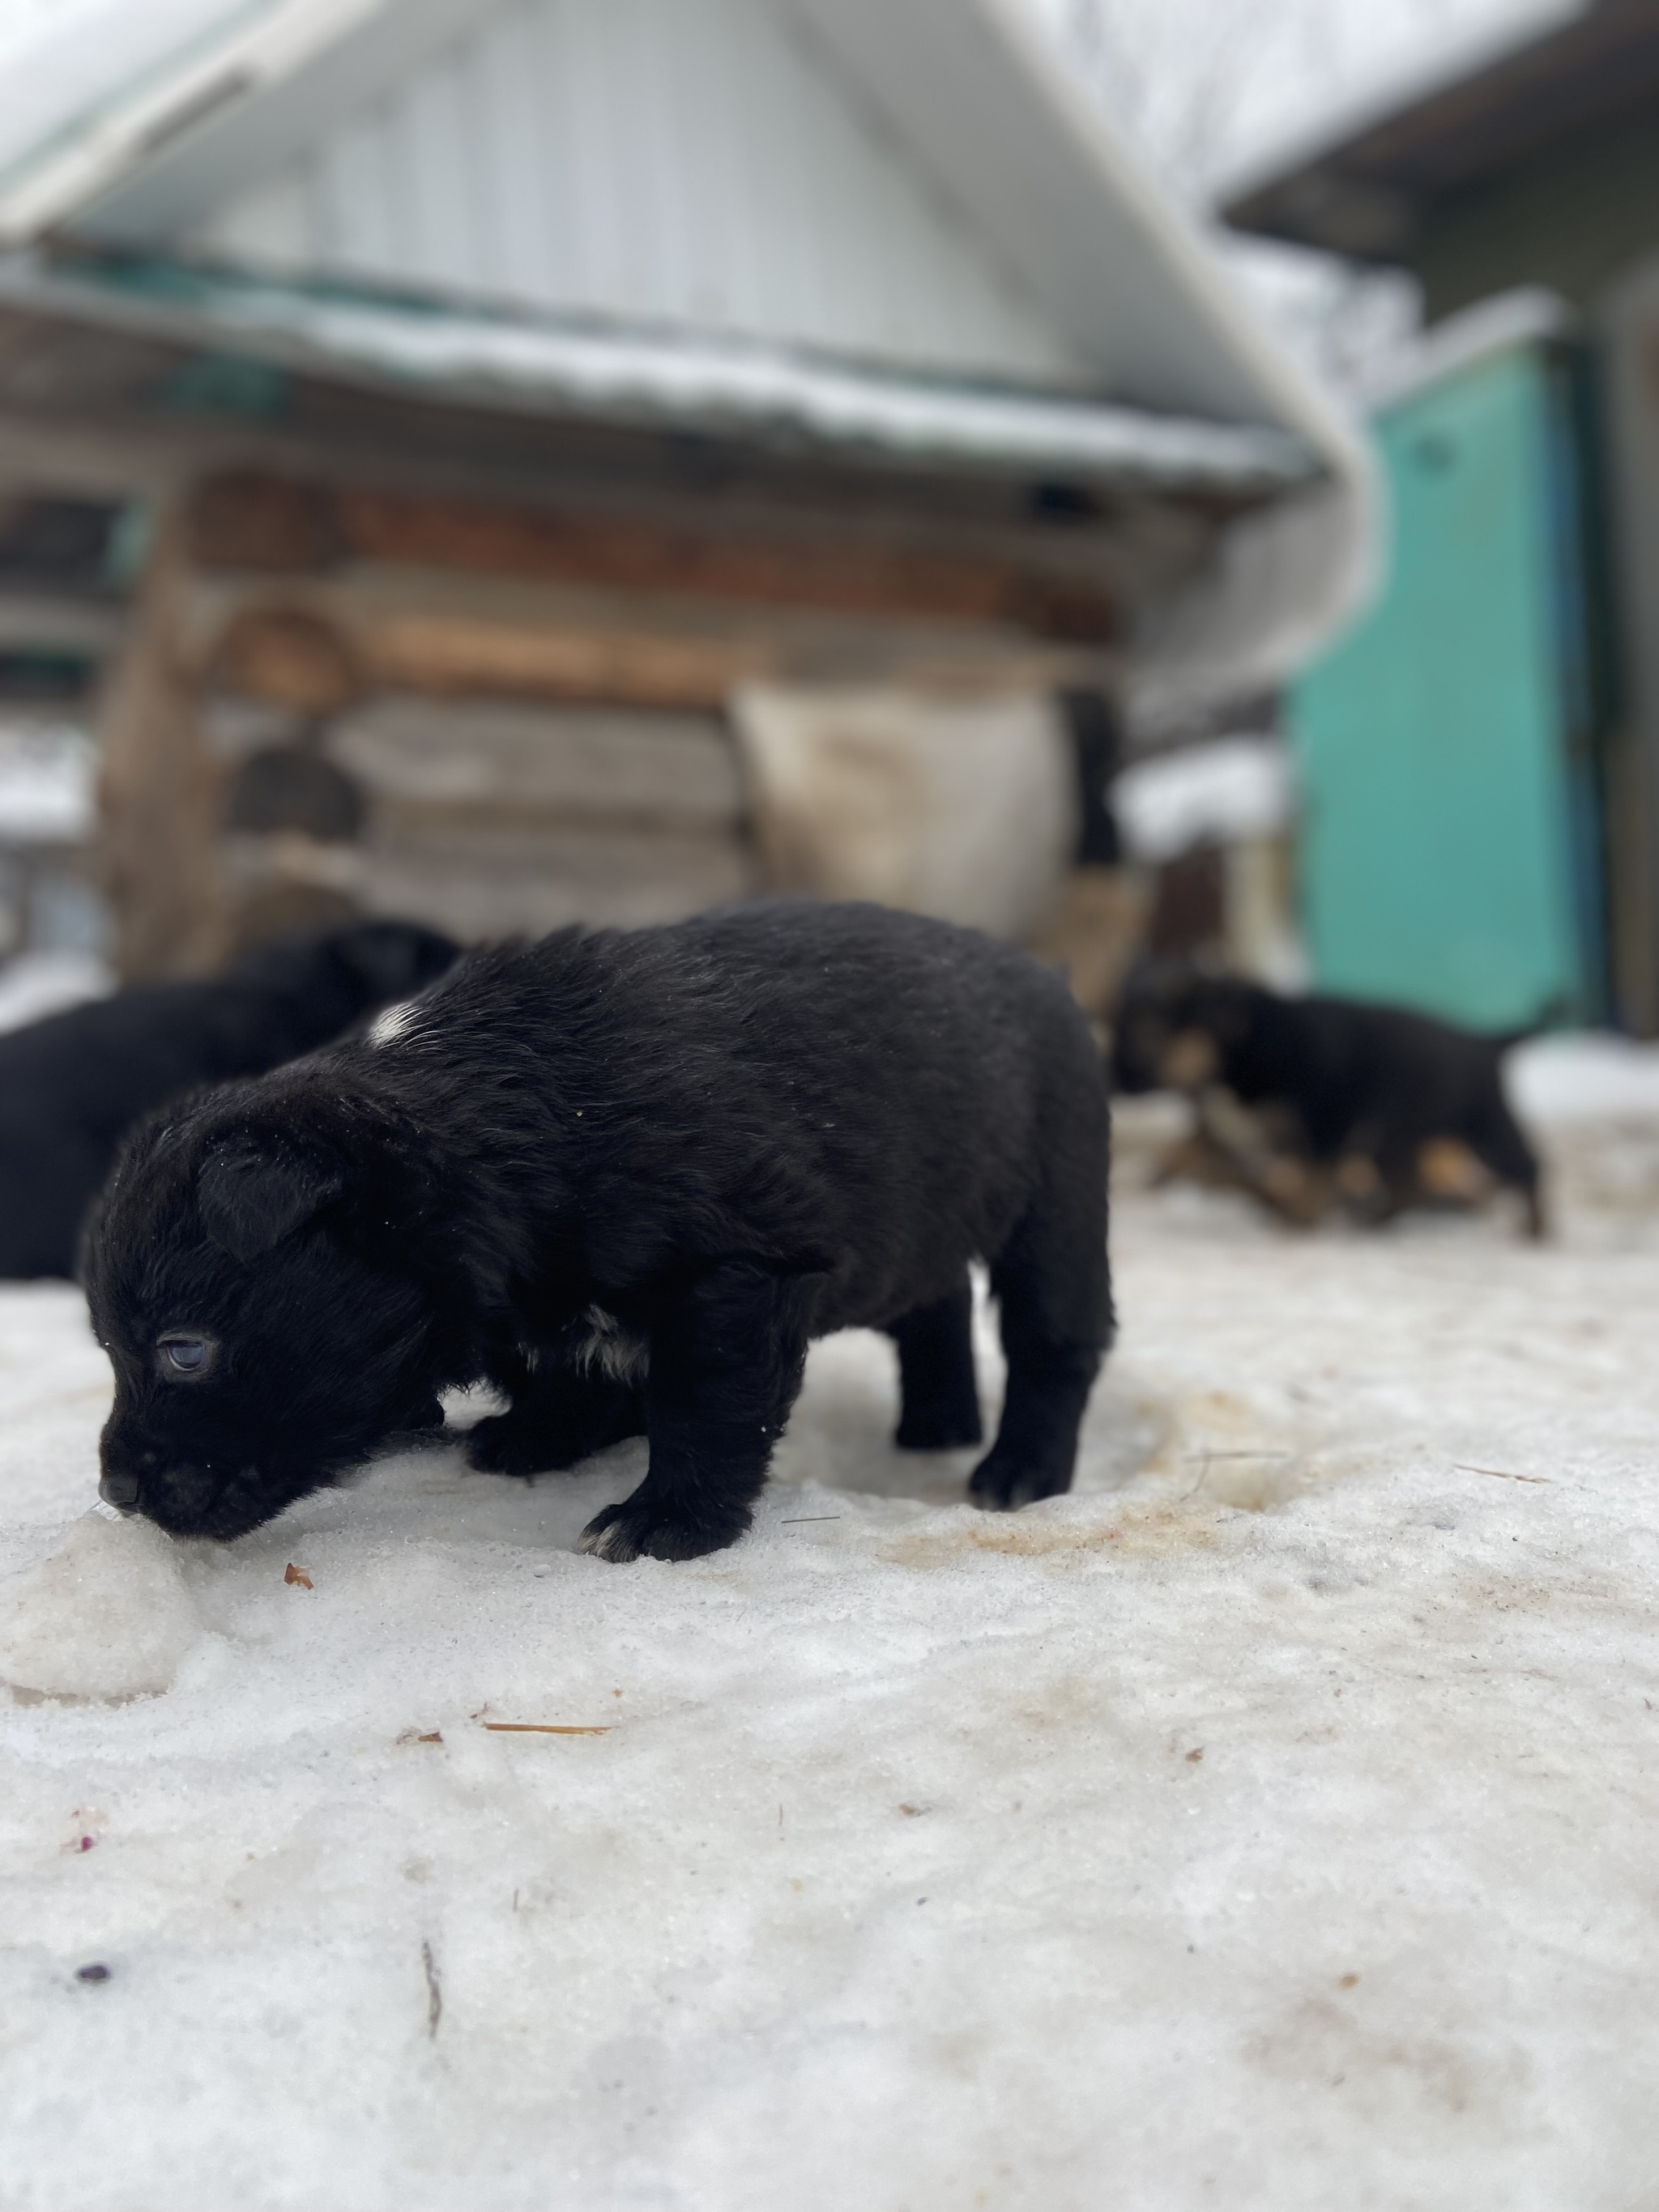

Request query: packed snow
[{"left": 2, "top": 1038, "right": 1658, "bottom": 2210}]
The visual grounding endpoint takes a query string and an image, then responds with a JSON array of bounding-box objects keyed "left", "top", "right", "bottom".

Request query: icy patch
[{"left": 0, "top": 1508, "right": 199, "bottom": 1701}]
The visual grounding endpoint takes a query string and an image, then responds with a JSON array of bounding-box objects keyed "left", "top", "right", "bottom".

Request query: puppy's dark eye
[{"left": 158, "top": 1332, "right": 216, "bottom": 1379}]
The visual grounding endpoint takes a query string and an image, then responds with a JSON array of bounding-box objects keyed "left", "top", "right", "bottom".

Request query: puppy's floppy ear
[{"left": 197, "top": 1138, "right": 345, "bottom": 1263}]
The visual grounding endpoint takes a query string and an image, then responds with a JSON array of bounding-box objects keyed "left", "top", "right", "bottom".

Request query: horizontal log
[
  {"left": 364, "top": 612, "right": 770, "bottom": 710},
  {"left": 190, "top": 472, "right": 345, "bottom": 573},
  {"left": 185, "top": 552, "right": 1116, "bottom": 703},
  {"left": 0, "top": 593, "right": 124, "bottom": 654},
  {"left": 202, "top": 599, "right": 768, "bottom": 712},
  {"left": 370, "top": 795, "right": 741, "bottom": 848},
  {"left": 185, "top": 469, "right": 1118, "bottom": 643},
  {"left": 330, "top": 696, "right": 744, "bottom": 830},
  {"left": 351, "top": 830, "right": 753, "bottom": 940},
  {"left": 211, "top": 607, "right": 365, "bottom": 713}
]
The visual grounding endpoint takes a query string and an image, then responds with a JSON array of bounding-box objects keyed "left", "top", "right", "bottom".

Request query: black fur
[
  {"left": 1111, "top": 961, "right": 1545, "bottom": 1234},
  {"left": 83, "top": 901, "right": 1112, "bottom": 1561},
  {"left": 0, "top": 921, "right": 459, "bottom": 1280}
]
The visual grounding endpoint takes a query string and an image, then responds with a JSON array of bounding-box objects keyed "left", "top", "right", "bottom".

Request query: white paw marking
[{"left": 577, "top": 1517, "right": 640, "bottom": 1562}]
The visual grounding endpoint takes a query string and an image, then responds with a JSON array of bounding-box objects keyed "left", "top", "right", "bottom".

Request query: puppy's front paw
[
  {"left": 577, "top": 1493, "right": 751, "bottom": 1563},
  {"left": 968, "top": 1448, "right": 1071, "bottom": 1512}
]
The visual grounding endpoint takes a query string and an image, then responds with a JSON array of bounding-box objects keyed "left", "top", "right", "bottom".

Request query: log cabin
[{"left": 0, "top": 0, "right": 1370, "bottom": 984}]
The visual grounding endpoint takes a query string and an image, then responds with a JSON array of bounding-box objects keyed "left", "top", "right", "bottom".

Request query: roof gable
[
  {"left": 72, "top": 0, "right": 1088, "bottom": 390},
  {"left": 0, "top": 0, "right": 1370, "bottom": 477}
]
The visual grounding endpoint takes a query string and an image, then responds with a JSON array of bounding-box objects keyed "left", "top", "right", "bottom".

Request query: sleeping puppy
[
  {"left": 1112, "top": 961, "right": 1545, "bottom": 1236},
  {"left": 0, "top": 920, "right": 459, "bottom": 1279},
  {"left": 83, "top": 901, "right": 1112, "bottom": 1562}
]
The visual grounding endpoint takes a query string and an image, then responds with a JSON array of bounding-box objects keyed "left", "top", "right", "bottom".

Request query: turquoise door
[{"left": 1289, "top": 340, "right": 1601, "bottom": 1029}]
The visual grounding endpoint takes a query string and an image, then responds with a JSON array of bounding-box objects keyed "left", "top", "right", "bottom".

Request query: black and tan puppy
[
  {"left": 84, "top": 901, "right": 1112, "bottom": 1562},
  {"left": 1112, "top": 961, "right": 1545, "bottom": 1236},
  {"left": 0, "top": 920, "right": 459, "bottom": 1280}
]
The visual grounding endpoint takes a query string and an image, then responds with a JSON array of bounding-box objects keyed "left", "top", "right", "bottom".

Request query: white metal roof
[
  {"left": 0, "top": 250, "right": 1314, "bottom": 494},
  {"left": 2, "top": 0, "right": 1346, "bottom": 425}
]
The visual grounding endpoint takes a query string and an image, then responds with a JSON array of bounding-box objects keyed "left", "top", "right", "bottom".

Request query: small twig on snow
[{"left": 481, "top": 1723, "right": 611, "bottom": 1735}]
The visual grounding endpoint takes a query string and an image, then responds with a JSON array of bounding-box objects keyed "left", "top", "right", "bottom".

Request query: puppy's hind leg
[
  {"left": 971, "top": 1162, "right": 1111, "bottom": 1515},
  {"left": 1464, "top": 1091, "right": 1548, "bottom": 1239},
  {"left": 467, "top": 1358, "right": 646, "bottom": 1478},
  {"left": 579, "top": 1261, "right": 812, "bottom": 1562},
  {"left": 889, "top": 1279, "right": 983, "bottom": 1450}
]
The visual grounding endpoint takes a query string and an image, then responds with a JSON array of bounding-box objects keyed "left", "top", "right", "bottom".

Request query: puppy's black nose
[{"left": 99, "top": 1471, "right": 141, "bottom": 1511}]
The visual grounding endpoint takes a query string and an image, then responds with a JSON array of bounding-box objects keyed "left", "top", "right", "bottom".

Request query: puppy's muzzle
[{"left": 100, "top": 1451, "right": 274, "bottom": 1539}]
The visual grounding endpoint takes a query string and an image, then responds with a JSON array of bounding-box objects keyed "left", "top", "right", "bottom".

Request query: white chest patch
[
  {"left": 573, "top": 1305, "right": 650, "bottom": 1383},
  {"left": 367, "top": 999, "right": 422, "bottom": 1049}
]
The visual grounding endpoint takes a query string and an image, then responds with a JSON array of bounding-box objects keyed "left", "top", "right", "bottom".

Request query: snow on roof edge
[
  {"left": 1360, "top": 288, "right": 1575, "bottom": 414},
  {"left": 0, "top": 255, "right": 1320, "bottom": 491}
]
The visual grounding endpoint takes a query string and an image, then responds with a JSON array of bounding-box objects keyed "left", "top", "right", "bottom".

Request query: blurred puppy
[
  {"left": 83, "top": 901, "right": 1112, "bottom": 1560},
  {"left": 0, "top": 920, "right": 459, "bottom": 1278},
  {"left": 1112, "top": 961, "right": 1546, "bottom": 1236}
]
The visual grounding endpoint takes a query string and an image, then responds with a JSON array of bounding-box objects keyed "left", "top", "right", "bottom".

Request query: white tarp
[{"left": 731, "top": 683, "right": 1077, "bottom": 941}]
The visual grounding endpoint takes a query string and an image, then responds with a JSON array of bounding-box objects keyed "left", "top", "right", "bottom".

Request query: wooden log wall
[{"left": 100, "top": 467, "right": 1119, "bottom": 976}]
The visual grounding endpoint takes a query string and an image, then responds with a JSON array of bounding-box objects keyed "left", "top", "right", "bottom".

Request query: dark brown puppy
[
  {"left": 85, "top": 901, "right": 1112, "bottom": 1561},
  {"left": 1112, "top": 961, "right": 1546, "bottom": 1236}
]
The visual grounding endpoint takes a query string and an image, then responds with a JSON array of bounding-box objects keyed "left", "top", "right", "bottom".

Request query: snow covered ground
[{"left": 3, "top": 1040, "right": 1659, "bottom": 2211}]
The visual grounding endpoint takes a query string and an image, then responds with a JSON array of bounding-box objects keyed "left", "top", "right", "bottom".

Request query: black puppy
[
  {"left": 0, "top": 920, "right": 459, "bottom": 1279},
  {"left": 84, "top": 901, "right": 1111, "bottom": 1562},
  {"left": 1111, "top": 960, "right": 1545, "bottom": 1235}
]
